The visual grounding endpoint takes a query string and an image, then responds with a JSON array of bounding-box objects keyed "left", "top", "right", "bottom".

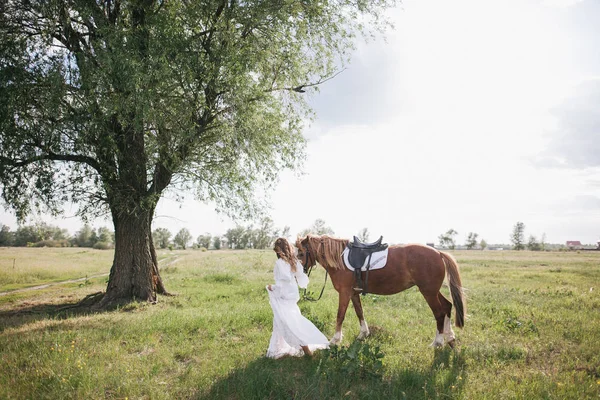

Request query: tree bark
[
  {"left": 96, "top": 210, "right": 167, "bottom": 308},
  {"left": 150, "top": 233, "right": 169, "bottom": 295}
]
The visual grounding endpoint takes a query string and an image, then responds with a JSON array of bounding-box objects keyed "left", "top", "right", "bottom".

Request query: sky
[{"left": 1, "top": 0, "right": 599, "bottom": 245}]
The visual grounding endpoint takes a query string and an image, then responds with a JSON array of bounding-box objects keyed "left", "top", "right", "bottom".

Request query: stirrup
[{"left": 353, "top": 287, "right": 363, "bottom": 292}]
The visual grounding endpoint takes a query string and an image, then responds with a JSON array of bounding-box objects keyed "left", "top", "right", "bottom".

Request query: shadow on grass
[
  {"left": 0, "top": 292, "right": 110, "bottom": 332},
  {"left": 196, "top": 344, "right": 466, "bottom": 400}
]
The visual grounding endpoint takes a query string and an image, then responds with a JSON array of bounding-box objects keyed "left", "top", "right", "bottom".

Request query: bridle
[{"left": 300, "top": 241, "right": 328, "bottom": 302}]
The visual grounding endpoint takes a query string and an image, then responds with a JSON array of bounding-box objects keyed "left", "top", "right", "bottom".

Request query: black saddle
[
  {"left": 346, "top": 236, "right": 388, "bottom": 295},
  {"left": 349, "top": 236, "right": 383, "bottom": 250}
]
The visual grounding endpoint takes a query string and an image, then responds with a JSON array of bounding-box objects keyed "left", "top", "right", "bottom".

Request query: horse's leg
[
  {"left": 438, "top": 292, "right": 456, "bottom": 347},
  {"left": 421, "top": 291, "right": 447, "bottom": 348},
  {"left": 351, "top": 292, "right": 370, "bottom": 340},
  {"left": 331, "top": 291, "right": 352, "bottom": 345}
]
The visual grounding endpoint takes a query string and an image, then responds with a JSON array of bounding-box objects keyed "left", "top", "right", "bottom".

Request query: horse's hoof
[
  {"left": 330, "top": 336, "right": 343, "bottom": 345},
  {"left": 447, "top": 339, "right": 456, "bottom": 349}
]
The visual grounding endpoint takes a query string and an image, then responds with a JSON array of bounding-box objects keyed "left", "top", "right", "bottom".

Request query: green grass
[
  {"left": 0, "top": 247, "right": 115, "bottom": 291},
  {"left": 0, "top": 249, "right": 599, "bottom": 399}
]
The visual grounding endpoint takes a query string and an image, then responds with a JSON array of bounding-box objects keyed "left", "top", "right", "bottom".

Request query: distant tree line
[
  {"left": 436, "top": 222, "right": 550, "bottom": 251},
  {"left": 152, "top": 217, "right": 291, "bottom": 251},
  {"left": 7, "top": 218, "right": 566, "bottom": 253},
  {"left": 0, "top": 222, "right": 114, "bottom": 249}
]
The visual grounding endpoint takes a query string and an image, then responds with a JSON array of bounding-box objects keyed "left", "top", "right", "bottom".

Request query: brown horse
[{"left": 295, "top": 235, "right": 466, "bottom": 348}]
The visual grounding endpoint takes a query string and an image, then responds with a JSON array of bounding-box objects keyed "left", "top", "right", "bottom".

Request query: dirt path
[{"left": 0, "top": 255, "right": 181, "bottom": 297}]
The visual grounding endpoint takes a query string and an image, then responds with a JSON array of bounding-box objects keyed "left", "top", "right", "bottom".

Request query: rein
[{"left": 302, "top": 245, "right": 329, "bottom": 302}]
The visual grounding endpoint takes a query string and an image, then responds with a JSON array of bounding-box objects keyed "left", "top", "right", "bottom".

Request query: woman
[{"left": 266, "top": 237, "right": 329, "bottom": 358}]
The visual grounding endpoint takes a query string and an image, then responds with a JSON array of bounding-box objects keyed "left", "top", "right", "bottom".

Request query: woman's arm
[{"left": 268, "top": 259, "right": 293, "bottom": 296}]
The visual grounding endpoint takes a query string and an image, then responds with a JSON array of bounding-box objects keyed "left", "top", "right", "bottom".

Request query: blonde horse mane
[{"left": 298, "top": 234, "right": 349, "bottom": 270}]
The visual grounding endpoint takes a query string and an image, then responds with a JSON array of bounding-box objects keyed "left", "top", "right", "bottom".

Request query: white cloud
[{"left": 538, "top": 78, "right": 600, "bottom": 169}]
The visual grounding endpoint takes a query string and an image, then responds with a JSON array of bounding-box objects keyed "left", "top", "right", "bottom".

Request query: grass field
[{"left": 1, "top": 248, "right": 599, "bottom": 399}]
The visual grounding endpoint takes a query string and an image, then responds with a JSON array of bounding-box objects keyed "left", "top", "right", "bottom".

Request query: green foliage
[
  {"left": 96, "top": 227, "right": 113, "bottom": 244},
  {"left": 33, "top": 240, "right": 70, "bottom": 248},
  {"left": 511, "top": 222, "right": 526, "bottom": 250},
  {"left": 72, "top": 224, "right": 94, "bottom": 248},
  {"left": 527, "top": 235, "right": 542, "bottom": 251},
  {"left": 252, "top": 217, "right": 277, "bottom": 249},
  {"left": 173, "top": 228, "right": 192, "bottom": 250},
  {"left": 438, "top": 229, "right": 458, "bottom": 249},
  {"left": 92, "top": 241, "right": 112, "bottom": 250},
  {"left": 153, "top": 228, "right": 172, "bottom": 249},
  {"left": 465, "top": 232, "right": 479, "bottom": 249},
  {"left": 223, "top": 219, "right": 279, "bottom": 249},
  {"left": 0, "top": 224, "right": 14, "bottom": 246},
  {"left": 196, "top": 233, "right": 212, "bottom": 250},
  {"left": 224, "top": 225, "right": 247, "bottom": 249},
  {"left": 320, "top": 342, "right": 385, "bottom": 379}
]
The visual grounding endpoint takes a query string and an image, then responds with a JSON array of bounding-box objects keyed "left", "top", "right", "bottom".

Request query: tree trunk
[
  {"left": 96, "top": 210, "right": 167, "bottom": 308},
  {"left": 150, "top": 233, "right": 169, "bottom": 295}
]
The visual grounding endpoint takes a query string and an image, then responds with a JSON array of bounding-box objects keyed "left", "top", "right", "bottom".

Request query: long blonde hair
[{"left": 273, "top": 237, "right": 298, "bottom": 272}]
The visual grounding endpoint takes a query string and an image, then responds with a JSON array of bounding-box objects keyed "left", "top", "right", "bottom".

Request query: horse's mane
[{"left": 300, "top": 234, "right": 349, "bottom": 270}]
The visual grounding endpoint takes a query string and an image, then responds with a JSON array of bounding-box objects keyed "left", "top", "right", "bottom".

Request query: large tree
[
  {"left": 173, "top": 228, "right": 192, "bottom": 249},
  {"left": 465, "top": 232, "right": 478, "bottom": 250},
  {"left": 253, "top": 217, "right": 277, "bottom": 249},
  {"left": 153, "top": 227, "right": 172, "bottom": 249},
  {"left": 438, "top": 228, "right": 458, "bottom": 250},
  {"left": 0, "top": 0, "right": 393, "bottom": 307},
  {"left": 511, "top": 222, "right": 526, "bottom": 250}
]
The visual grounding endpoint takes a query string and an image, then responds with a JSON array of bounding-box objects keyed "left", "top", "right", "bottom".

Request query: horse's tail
[{"left": 440, "top": 251, "right": 466, "bottom": 328}]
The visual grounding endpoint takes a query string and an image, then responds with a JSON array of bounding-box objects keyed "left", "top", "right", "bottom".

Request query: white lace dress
[{"left": 266, "top": 258, "right": 329, "bottom": 359}]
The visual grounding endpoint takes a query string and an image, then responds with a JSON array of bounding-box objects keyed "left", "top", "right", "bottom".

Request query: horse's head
[{"left": 295, "top": 236, "right": 316, "bottom": 274}]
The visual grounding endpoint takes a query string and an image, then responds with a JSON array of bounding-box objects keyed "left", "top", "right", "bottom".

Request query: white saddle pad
[{"left": 342, "top": 247, "right": 389, "bottom": 272}]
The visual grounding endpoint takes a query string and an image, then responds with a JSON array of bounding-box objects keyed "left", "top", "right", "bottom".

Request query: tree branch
[
  {"left": 0, "top": 152, "right": 101, "bottom": 173},
  {"left": 268, "top": 69, "right": 346, "bottom": 93}
]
